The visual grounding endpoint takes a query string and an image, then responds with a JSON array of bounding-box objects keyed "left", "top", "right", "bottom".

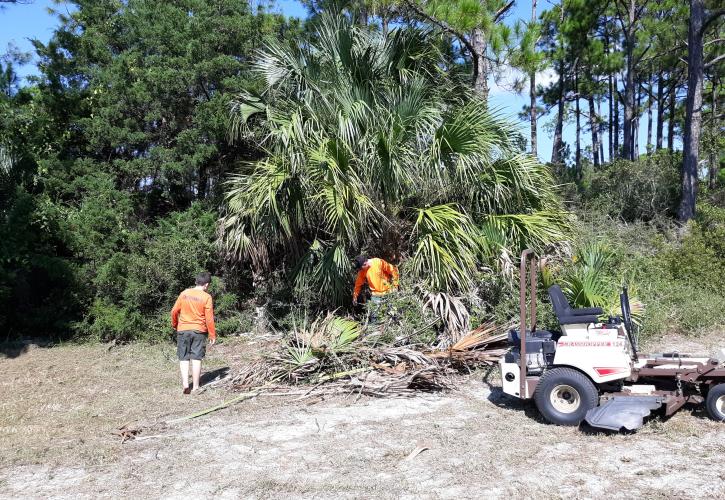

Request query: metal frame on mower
[{"left": 499, "top": 250, "right": 725, "bottom": 431}]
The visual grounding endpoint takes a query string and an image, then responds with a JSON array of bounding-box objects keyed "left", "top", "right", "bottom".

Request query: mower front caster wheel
[
  {"left": 705, "top": 383, "right": 725, "bottom": 422},
  {"left": 534, "top": 367, "right": 599, "bottom": 426}
]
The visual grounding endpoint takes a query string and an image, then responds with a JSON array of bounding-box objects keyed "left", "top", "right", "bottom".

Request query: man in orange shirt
[
  {"left": 171, "top": 272, "right": 216, "bottom": 394},
  {"left": 352, "top": 255, "right": 399, "bottom": 324}
]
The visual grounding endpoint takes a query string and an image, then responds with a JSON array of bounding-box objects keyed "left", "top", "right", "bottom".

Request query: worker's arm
[
  {"left": 171, "top": 295, "right": 182, "bottom": 330},
  {"left": 205, "top": 296, "right": 216, "bottom": 343},
  {"left": 352, "top": 269, "right": 366, "bottom": 304},
  {"left": 383, "top": 260, "right": 400, "bottom": 289}
]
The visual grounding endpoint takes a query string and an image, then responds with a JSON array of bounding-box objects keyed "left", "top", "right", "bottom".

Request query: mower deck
[{"left": 585, "top": 395, "right": 665, "bottom": 431}]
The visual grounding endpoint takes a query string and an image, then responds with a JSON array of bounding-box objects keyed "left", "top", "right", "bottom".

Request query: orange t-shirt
[
  {"left": 353, "top": 258, "right": 399, "bottom": 301},
  {"left": 171, "top": 288, "right": 216, "bottom": 340}
]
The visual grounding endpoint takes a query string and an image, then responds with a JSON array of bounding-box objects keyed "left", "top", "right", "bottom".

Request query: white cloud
[{"left": 488, "top": 65, "right": 558, "bottom": 96}]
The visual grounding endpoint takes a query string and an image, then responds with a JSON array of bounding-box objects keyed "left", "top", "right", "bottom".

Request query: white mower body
[
  {"left": 553, "top": 323, "right": 633, "bottom": 384},
  {"left": 499, "top": 322, "right": 633, "bottom": 400},
  {"left": 499, "top": 250, "right": 725, "bottom": 430}
]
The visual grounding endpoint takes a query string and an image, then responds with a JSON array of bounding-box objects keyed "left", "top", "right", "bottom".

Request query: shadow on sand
[
  {"left": 0, "top": 339, "right": 55, "bottom": 360},
  {"left": 200, "top": 366, "right": 230, "bottom": 386}
]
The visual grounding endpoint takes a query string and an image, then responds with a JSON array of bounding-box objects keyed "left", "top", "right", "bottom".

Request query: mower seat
[{"left": 548, "top": 285, "right": 603, "bottom": 325}]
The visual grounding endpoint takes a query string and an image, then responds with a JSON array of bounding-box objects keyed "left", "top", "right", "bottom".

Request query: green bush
[
  {"left": 75, "top": 202, "right": 247, "bottom": 342},
  {"left": 0, "top": 188, "right": 83, "bottom": 339},
  {"left": 553, "top": 210, "right": 725, "bottom": 338},
  {"left": 580, "top": 151, "right": 681, "bottom": 223}
]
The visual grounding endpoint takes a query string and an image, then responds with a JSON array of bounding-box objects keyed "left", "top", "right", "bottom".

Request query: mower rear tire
[
  {"left": 534, "top": 367, "right": 599, "bottom": 426},
  {"left": 705, "top": 383, "right": 725, "bottom": 422}
]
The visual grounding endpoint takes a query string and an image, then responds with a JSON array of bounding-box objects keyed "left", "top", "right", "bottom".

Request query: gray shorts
[{"left": 176, "top": 330, "right": 207, "bottom": 360}]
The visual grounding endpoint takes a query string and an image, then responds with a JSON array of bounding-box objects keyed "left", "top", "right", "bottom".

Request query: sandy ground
[{"left": 1, "top": 334, "right": 724, "bottom": 499}]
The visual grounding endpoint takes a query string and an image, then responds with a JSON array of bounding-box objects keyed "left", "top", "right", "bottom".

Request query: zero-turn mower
[{"left": 499, "top": 250, "right": 725, "bottom": 431}]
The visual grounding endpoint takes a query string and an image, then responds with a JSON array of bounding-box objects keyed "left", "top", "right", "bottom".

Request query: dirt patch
[{"left": 1, "top": 334, "right": 724, "bottom": 498}]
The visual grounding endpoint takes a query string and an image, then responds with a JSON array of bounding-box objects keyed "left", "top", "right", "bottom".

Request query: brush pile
[{"left": 227, "top": 295, "right": 511, "bottom": 397}]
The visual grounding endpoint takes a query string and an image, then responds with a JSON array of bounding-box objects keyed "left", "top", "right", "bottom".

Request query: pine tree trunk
[
  {"left": 589, "top": 94, "right": 600, "bottom": 168},
  {"left": 633, "top": 85, "right": 641, "bottom": 160},
  {"left": 551, "top": 62, "right": 565, "bottom": 164},
  {"left": 357, "top": 3, "right": 368, "bottom": 25},
  {"left": 606, "top": 26, "right": 614, "bottom": 161},
  {"left": 472, "top": 28, "right": 489, "bottom": 99},
  {"left": 656, "top": 72, "right": 664, "bottom": 150},
  {"left": 575, "top": 72, "right": 581, "bottom": 175},
  {"left": 597, "top": 98, "right": 605, "bottom": 163},
  {"left": 622, "top": 0, "right": 635, "bottom": 161},
  {"left": 198, "top": 164, "right": 208, "bottom": 199},
  {"left": 614, "top": 73, "right": 620, "bottom": 158},
  {"left": 530, "top": 70, "right": 537, "bottom": 157},
  {"left": 679, "top": 0, "right": 705, "bottom": 222},
  {"left": 647, "top": 81, "right": 653, "bottom": 151},
  {"left": 529, "top": 0, "right": 538, "bottom": 157},
  {"left": 710, "top": 83, "right": 719, "bottom": 189},
  {"left": 668, "top": 79, "right": 676, "bottom": 152}
]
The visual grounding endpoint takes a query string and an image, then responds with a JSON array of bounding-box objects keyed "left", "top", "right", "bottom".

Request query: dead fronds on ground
[{"left": 225, "top": 314, "right": 509, "bottom": 397}]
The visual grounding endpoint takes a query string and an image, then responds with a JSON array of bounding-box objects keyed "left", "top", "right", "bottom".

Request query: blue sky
[{"left": 1, "top": 0, "right": 660, "bottom": 163}]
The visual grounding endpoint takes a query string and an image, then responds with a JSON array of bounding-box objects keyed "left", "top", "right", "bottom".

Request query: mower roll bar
[
  {"left": 620, "top": 286, "right": 639, "bottom": 362},
  {"left": 519, "top": 249, "right": 538, "bottom": 396}
]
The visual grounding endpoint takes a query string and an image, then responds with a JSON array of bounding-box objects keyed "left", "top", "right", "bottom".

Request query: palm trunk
[
  {"left": 656, "top": 72, "right": 664, "bottom": 149},
  {"left": 679, "top": 0, "right": 705, "bottom": 222},
  {"left": 588, "top": 94, "right": 600, "bottom": 168}
]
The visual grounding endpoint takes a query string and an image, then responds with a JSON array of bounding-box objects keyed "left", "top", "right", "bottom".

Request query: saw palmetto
[{"left": 220, "top": 12, "right": 568, "bottom": 304}]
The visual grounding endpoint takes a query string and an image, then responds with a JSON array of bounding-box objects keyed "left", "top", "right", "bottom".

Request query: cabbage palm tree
[{"left": 220, "top": 13, "right": 569, "bottom": 304}]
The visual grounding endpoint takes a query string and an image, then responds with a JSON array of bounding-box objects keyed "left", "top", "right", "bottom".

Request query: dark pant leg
[
  {"left": 188, "top": 331, "right": 207, "bottom": 360},
  {"left": 177, "top": 331, "right": 192, "bottom": 361}
]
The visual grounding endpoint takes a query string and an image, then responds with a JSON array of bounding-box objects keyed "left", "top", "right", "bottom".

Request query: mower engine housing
[{"left": 505, "top": 329, "right": 558, "bottom": 375}]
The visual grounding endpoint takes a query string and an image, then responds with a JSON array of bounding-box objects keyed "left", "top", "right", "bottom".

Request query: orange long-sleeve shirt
[
  {"left": 353, "top": 258, "right": 399, "bottom": 302},
  {"left": 171, "top": 288, "right": 216, "bottom": 340}
]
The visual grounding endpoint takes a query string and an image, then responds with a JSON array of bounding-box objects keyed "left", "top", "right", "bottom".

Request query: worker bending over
[{"left": 352, "top": 255, "right": 399, "bottom": 323}]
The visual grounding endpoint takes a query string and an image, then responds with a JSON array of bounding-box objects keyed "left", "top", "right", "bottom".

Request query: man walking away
[
  {"left": 352, "top": 255, "right": 399, "bottom": 324},
  {"left": 171, "top": 272, "right": 216, "bottom": 394}
]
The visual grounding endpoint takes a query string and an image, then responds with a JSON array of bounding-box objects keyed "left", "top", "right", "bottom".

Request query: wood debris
[
  {"left": 219, "top": 321, "right": 510, "bottom": 398},
  {"left": 112, "top": 424, "right": 141, "bottom": 443}
]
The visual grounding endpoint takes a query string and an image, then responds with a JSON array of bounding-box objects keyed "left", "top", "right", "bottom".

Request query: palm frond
[{"left": 409, "top": 204, "right": 481, "bottom": 291}]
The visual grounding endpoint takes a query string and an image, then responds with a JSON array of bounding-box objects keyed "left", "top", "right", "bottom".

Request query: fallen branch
[
  {"left": 166, "top": 390, "right": 263, "bottom": 424},
  {"left": 314, "top": 366, "right": 373, "bottom": 383},
  {"left": 403, "top": 445, "right": 430, "bottom": 462}
]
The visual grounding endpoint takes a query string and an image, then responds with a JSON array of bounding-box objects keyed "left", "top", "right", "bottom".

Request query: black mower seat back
[{"left": 548, "top": 284, "right": 603, "bottom": 325}]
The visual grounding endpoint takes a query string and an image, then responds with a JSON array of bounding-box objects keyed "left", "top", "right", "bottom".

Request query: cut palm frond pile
[
  {"left": 226, "top": 315, "right": 509, "bottom": 397},
  {"left": 417, "top": 287, "right": 470, "bottom": 348},
  {"left": 426, "top": 322, "right": 508, "bottom": 369}
]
